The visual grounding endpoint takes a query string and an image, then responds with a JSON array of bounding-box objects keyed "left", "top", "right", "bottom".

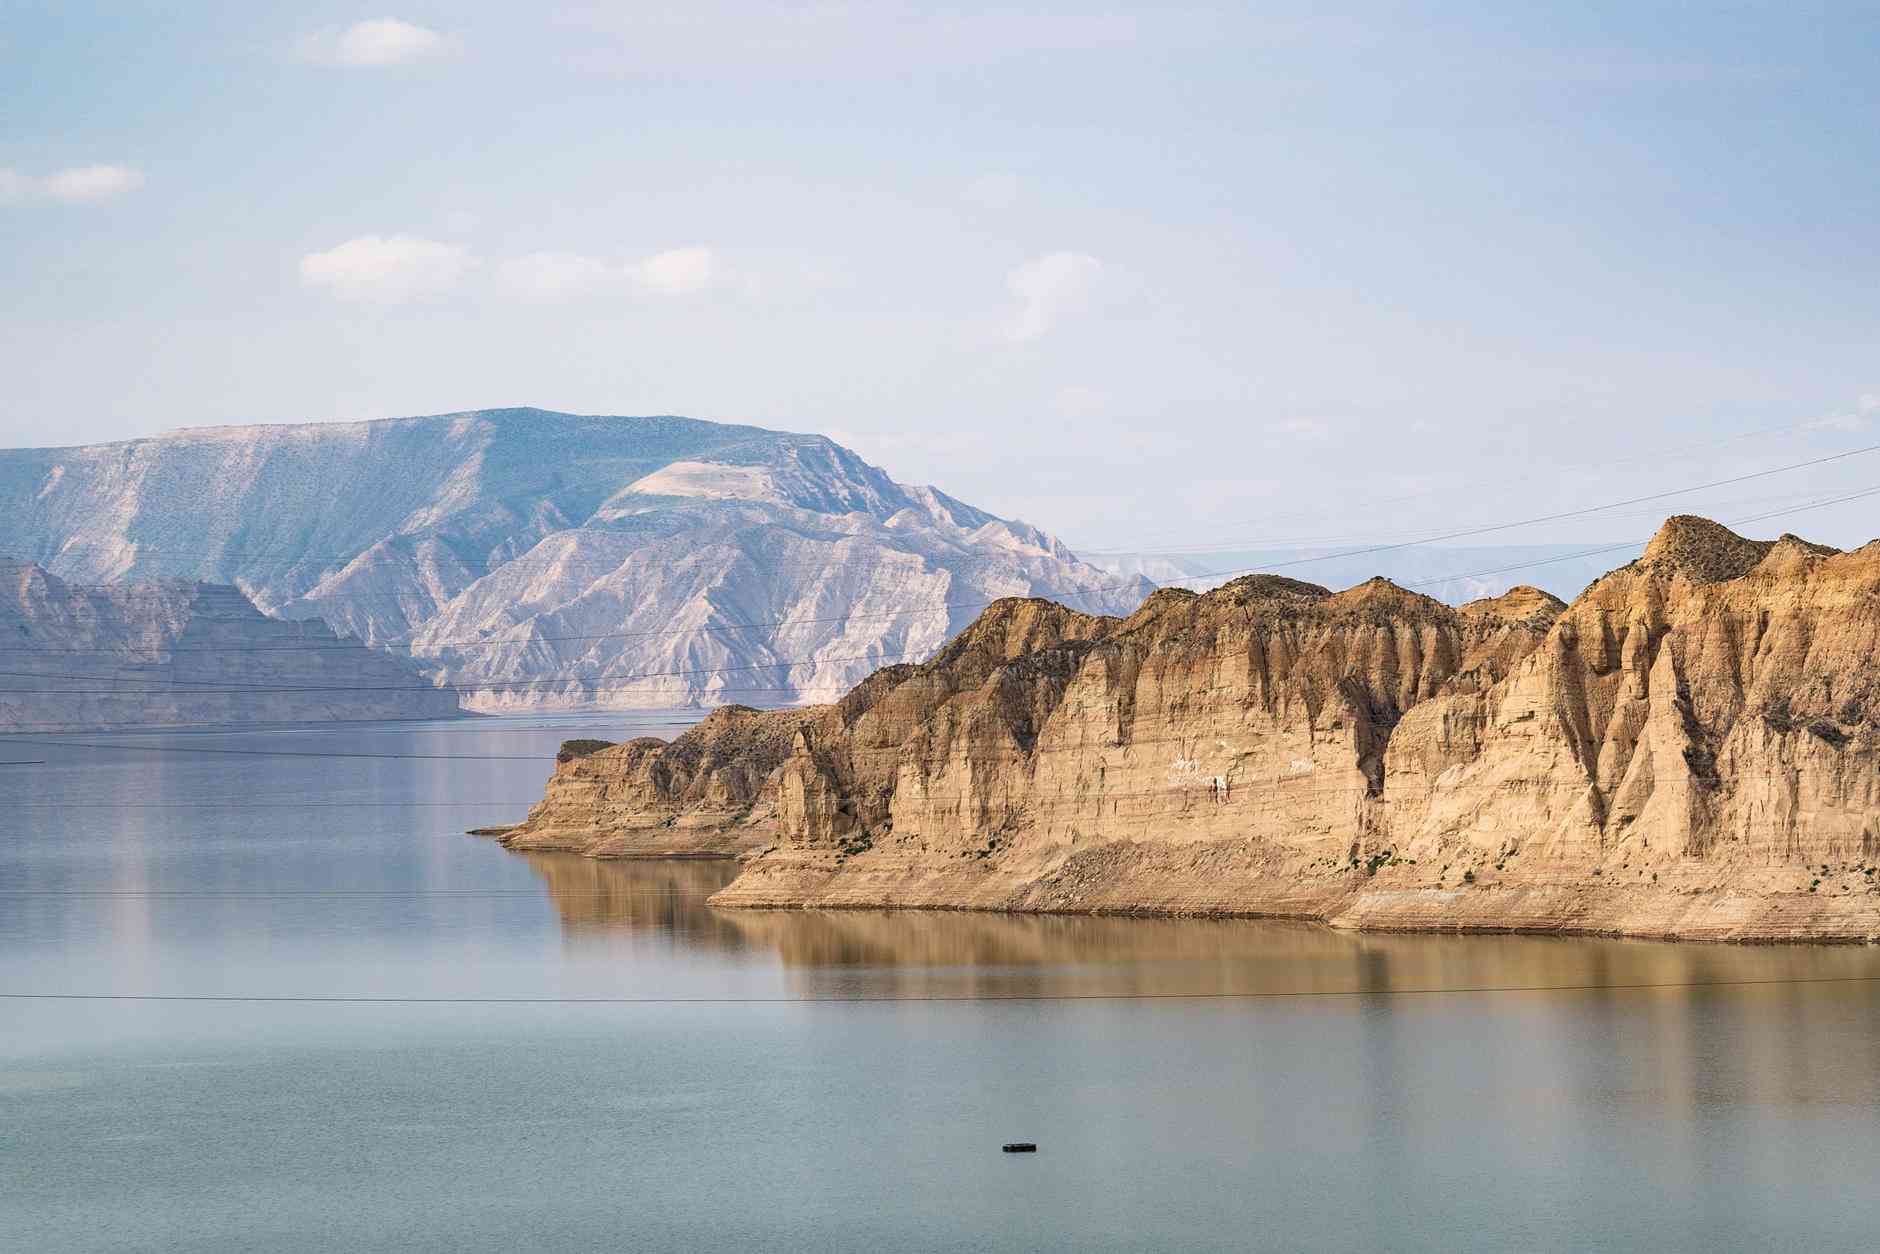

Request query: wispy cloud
[
  {"left": 630, "top": 246, "right": 721, "bottom": 295},
  {"left": 495, "top": 245, "right": 726, "bottom": 298},
  {"left": 1805, "top": 391, "right": 1880, "bottom": 433},
  {"left": 1809, "top": 413, "right": 1867, "bottom": 433},
  {"left": 1006, "top": 252, "right": 1102, "bottom": 342},
  {"left": 497, "top": 250, "right": 615, "bottom": 298},
  {"left": 299, "top": 235, "right": 473, "bottom": 302},
  {"left": 300, "top": 18, "right": 452, "bottom": 67},
  {"left": 0, "top": 164, "right": 143, "bottom": 205}
]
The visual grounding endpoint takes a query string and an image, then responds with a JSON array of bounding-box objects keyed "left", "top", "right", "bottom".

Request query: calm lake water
[{"left": 5, "top": 718, "right": 1880, "bottom": 1252}]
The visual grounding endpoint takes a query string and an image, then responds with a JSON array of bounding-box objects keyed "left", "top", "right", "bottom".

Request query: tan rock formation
[
  {"left": 489, "top": 705, "right": 816, "bottom": 857},
  {"left": 492, "top": 516, "right": 1880, "bottom": 941}
]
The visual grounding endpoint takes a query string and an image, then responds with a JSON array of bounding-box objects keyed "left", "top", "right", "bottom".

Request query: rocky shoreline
[{"left": 479, "top": 516, "right": 1880, "bottom": 943}]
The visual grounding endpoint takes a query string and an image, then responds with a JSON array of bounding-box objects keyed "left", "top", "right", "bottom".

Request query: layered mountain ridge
[
  {"left": 0, "top": 561, "right": 459, "bottom": 731},
  {"left": 0, "top": 409, "right": 1152, "bottom": 709},
  {"left": 489, "top": 515, "right": 1880, "bottom": 942}
]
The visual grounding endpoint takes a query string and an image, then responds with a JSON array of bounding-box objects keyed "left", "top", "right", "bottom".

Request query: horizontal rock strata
[{"left": 495, "top": 516, "right": 1880, "bottom": 942}]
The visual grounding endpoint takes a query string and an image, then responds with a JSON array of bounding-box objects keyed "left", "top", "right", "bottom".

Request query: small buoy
[{"left": 1001, "top": 1142, "right": 1037, "bottom": 1153}]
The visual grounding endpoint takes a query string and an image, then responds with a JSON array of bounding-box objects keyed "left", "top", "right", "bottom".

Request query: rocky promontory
[{"left": 488, "top": 516, "right": 1880, "bottom": 942}]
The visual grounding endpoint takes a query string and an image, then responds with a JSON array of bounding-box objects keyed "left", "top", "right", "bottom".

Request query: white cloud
[
  {"left": 1006, "top": 251, "right": 1102, "bottom": 342},
  {"left": 0, "top": 164, "right": 143, "bottom": 204},
  {"left": 43, "top": 165, "right": 143, "bottom": 201},
  {"left": 498, "top": 250, "right": 614, "bottom": 298},
  {"left": 1809, "top": 413, "right": 1866, "bottom": 433},
  {"left": 299, "top": 235, "right": 472, "bottom": 302},
  {"left": 1805, "top": 392, "right": 1880, "bottom": 433},
  {"left": 302, "top": 18, "right": 450, "bottom": 67},
  {"left": 630, "top": 246, "right": 720, "bottom": 295},
  {"left": 492, "top": 246, "right": 727, "bottom": 299}
]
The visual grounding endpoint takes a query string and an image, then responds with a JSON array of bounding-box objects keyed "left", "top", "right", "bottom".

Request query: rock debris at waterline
[{"left": 478, "top": 516, "right": 1880, "bottom": 944}]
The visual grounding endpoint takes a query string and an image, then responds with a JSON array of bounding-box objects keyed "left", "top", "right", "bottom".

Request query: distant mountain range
[
  {"left": 0, "top": 409, "right": 1152, "bottom": 710},
  {"left": 1082, "top": 543, "right": 1645, "bottom": 606},
  {"left": 0, "top": 561, "right": 458, "bottom": 732}
]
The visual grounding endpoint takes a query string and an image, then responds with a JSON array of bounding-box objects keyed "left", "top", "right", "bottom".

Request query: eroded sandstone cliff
[{"left": 492, "top": 516, "right": 1880, "bottom": 941}]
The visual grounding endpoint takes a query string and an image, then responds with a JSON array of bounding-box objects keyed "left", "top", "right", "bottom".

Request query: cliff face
[
  {"left": 496, "top": 517, "right": 1880, "bottom": 941},
  {"left": 1367, "top": 517, "right": 1880, "bottom": 936},
  {"left": 491, "top": 706, "right": 817, "bottom": 857},
  {"left": 0, "top": 561, "right": 460, "bottom": 731},
  {"left": 487, "top": 598, "right": 1116, "bottom": 856}
]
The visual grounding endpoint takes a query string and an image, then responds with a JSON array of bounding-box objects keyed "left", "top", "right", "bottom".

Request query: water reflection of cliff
[
  {"left": 517, "top": 854, "right": 754, "bottom": 950},
  {"left": 518, "top": 854, "right": 1880, "bottom": 1003}
]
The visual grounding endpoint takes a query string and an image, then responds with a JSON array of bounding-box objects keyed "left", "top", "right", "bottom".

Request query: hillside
[
  {"left": 0, "top": 561, "right": 459, "bottom": 731},
  {"left": 489, "top": 516, "right": 1880, "bottom": 942},
  {"left": 0, "top": 409, "right": 1152, "bottom": 710}
]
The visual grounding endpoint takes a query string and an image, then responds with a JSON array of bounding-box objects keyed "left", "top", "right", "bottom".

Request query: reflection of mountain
[{"left": 520, "top": 854, "right": 1880, "bottom": 1000}]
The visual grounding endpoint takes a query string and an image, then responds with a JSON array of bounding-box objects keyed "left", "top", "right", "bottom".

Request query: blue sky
[{"left": 3, "top": 2, "right": 1878, "bottom": 553}]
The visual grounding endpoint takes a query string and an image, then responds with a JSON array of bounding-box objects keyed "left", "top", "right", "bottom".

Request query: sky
[{"left": 3, "top": 1, "right": 1879, "bottom": 556}]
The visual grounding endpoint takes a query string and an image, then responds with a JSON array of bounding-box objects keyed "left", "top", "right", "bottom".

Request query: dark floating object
[{"left": 1002, "top": 1142, "right": 1037, "bottom": 1153}]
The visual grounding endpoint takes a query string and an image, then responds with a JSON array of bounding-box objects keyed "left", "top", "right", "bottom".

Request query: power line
[
  {"left": 25, "top": 413, "right": 1847, "bottom": 573},
  {"left": 0, "top": 647, "right": 948, "bottom": 696},
  {"left": 1398, "top": 483, "right": 1880, "bottom": 592},
  {"left": 1151, "top": 445, "right": 1879, "bottom": 581},
  {"left": 1074, "top": 414, "right": 1870, "bottom": 552},
  {"left": 0, "top": 490, "right": 1757, "bottom": 594},
  {"left": 1081, "top": 485, "right": 1843, "bottom": 558},
  {"left": 6, "top": 971, "right": 1880, "bottom": 1006},
  {"left": 0, "top": 720, "right": 702, "bottom": 739},
  {"left": 4, "top": 443, "right": 1874, "bottom": 662},
  {"left": 0, "top": 691, "right": 1618, "bottom": 760},
  {"left": 0, "top": 769, "right": 1867, "bottom": 810},
  {"left": 0, "top": 890, "right": 733, "bottom": 898},
  {"left": 4, "top": 471, "right": 1872, "bottom": 704},
  {"left": 0, "top": 778, "right": 1394, "bottom": 805},
  {"left": 0, "top": 799, "right": 554, "bottom": 808},
  {"left": 0, "top": 477, "right": 1871, "bottom": 734}
]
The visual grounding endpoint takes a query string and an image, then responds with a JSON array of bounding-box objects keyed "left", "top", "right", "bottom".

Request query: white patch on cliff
[{"left": 626, "top": 462, "right": 783, "bottom": 503}]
